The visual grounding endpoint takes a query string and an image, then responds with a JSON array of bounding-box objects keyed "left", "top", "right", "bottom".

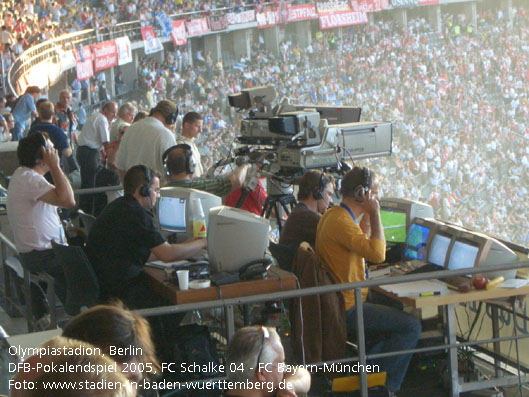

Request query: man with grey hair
[
  {"left": 225, "top": 326, "right": 310, "bottom": 397},
  {"left": 109, "top": 102, "right": 136, "bottom": 143}
]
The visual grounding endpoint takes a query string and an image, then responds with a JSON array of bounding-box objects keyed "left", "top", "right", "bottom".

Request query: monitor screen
[
  {"left": 158, "top": 197, "right": 186, "bottom": 232},
  {"left": 380, "top": 208, "right": 407, "bottom": 243},
  {"left": 447, "top": 240, "right": 479, "bottom": 271},
  {"left": 404, "top": 223, "right": 430, "bottom": 260},
  {"left": 428, "top": 233, "right": 451, "bottom": 267}
]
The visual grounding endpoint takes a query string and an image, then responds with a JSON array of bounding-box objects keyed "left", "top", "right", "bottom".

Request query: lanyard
[{"left": 340, "top": 202, "right": 369, "bottom": 279}]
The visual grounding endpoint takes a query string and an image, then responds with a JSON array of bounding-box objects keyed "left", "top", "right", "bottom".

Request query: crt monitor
[
  {"left": 207, "top": 206, "right": 270, "bottom": 273},
  {"left": 427, "top": 230, "right": 456, "bottom": 267},
  {"left": 379, "top": 198, "right": 435, "bottom": 243},
  {"left": 157, "top": 187, "right": 222, "bottom": 238},
  {"left": 447, "top": 231, "right": 519, "bottom": 280},
  {"left": 404, "top": 218, "right": 444, "bottom": 261}
]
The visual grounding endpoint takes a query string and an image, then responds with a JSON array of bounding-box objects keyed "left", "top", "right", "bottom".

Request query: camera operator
[
  {"left": 279, "top": 170, "right": 334, "bottom": 249},
  {"left": 164, "top": 143, "right": 250, "bottom": 197}
]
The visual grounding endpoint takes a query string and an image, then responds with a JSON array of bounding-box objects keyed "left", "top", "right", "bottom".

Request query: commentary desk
[
  {"left": 374, "top": 282, "right": 529, "bottom": 396},
  {"left": 144, "top": 267, "right": 298, "bottom": 338}
]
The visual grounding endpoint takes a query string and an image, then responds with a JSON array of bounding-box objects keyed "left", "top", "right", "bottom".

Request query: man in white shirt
[
  {"left": 7, "top": 132, "right": 75, "bottom": 326},
  {"left": 115, "top": 99, "right": 177, "bottom": 182},
  {"left": 76, "top": 101, "right": 117, "bottom": 213},
  {"left": 109, "top": 102, "right": 136, "bottom": 143},
  {"left": 175, "top": 111, "right": 204, "bottom": 177}
]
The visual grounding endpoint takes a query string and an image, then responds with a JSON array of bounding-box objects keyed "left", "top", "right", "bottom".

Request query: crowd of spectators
[{"left": 129, "top": 7, "right": 529, "bottom": 247}]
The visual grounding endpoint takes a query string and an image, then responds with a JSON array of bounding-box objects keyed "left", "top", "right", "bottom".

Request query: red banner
[
  {"left": 256, "top": 9, "right": 280, "bottom": 28},
  {"left": 91, "top": 40, "right": 117, "bottom": 72},
  {"left": 350, "top": 0, "right": 390, "bottom": 12},
  {"left": 419, "top": 0, "right": 439, "bottom": 5},
  {"left": 286, "top": 4, "right": 318, "bottom": 22},
  {"left": 74, "top": 46, "right": 93, "bottom": 81},
  {"left": 141, "top": 26, "right": 163, "bottom": 54},
  {"left": 185, "top": 17, "right": 210, "bottom": 37},
  {"left": 319, "top": 10, "right": 368, "bottom": 29},
  {"left": 171, "top": 20, "right": 187, "bottom": 45}
]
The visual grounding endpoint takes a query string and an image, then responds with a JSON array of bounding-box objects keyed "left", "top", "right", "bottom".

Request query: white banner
[
  {"left": 319, "top": 10, "right": 368, "bottom": 29},
  {"left": 115, "top": 36, "right": 132, "bottom": 66},
  {"left": 141, "top": 26, "right": 163, "bottom": 55},
  {"left": 226, "top": 10, "right": 256, "bottom": 25}
]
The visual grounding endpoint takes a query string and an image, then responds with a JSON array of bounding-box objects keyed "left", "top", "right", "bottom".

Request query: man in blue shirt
[{"left": 11, "top": 86, "right": 41, "bottom": 141}]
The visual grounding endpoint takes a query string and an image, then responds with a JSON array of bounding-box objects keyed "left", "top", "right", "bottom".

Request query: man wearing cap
[
  {"left": 115, "top": 99, "right": 178, "bottom": 182},
  {"left": 175, "top": 111, "right": 204, "bottom": 177}
]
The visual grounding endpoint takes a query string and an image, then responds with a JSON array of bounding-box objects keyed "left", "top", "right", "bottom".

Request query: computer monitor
[
  {"left": 157, "top": 187, "right": 222, "bottom": 238},
  {"left": 207, "top": 206, "right": 270, "bottom": 273},
  {"left": 447, "top": 231, "right": 519, "bottom": 279},
  {"left": 379, "top": 198, "right": 435, "bottom": 244},
  {"left": 404, "top": 218, "right": 444, "bottom": 261},
  {"left": 427, "top": 230, "right": 454, "bottom": 267}
]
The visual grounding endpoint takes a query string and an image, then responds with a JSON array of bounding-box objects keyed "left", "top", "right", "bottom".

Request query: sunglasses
[{"left": 255, "top": 326, "right": 269, "bottom": 370}]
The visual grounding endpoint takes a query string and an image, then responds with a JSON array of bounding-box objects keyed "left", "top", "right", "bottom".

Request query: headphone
[
  {"left": 162, "top": 144, "right": 196, "bottom": 176},
  {"left": 312, "top": 172, "right": 328, "bottom": 200},
  {"left": 138, "top": 165, "right": 152, "bottom": 197},
  {"left": 33, "top": 131, "right": 47, "bottom": 160},
  {"left": 353, "top": 167, "right": 371, "bottom": 203},
  {"left": 150, "top": 107, "right": 178, "bottom": 125}
]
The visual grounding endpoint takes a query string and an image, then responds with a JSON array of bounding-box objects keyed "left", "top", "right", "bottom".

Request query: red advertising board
[
  {"left": 185, "top": 17, "right": 210, "bottom": 37},
  {"left": 350, "top": 0, "right": 390, "bottom": 12},
  {"left": 319, "top": 10, "right": 368, "bottom": 29},
  {"left": 91, "top": 40, "right": 117, "bottom": 72},
  {"left": 286, "top": 4, "right": 318, "bottom": 22},
  {"left": 226, "top": 10, "right": 256, "bottom": 25},
  {"left": 171, "top": 20, "right": 187, "bottom": 45},
  {"left": 74, "top": 45, "right": 93, "bottom": 81},
  {"left": 419, "top": 0, "right": 439, "bottom": 5},
  {"left": 256, "top": 9, "right": 280, "bottom": 28}
]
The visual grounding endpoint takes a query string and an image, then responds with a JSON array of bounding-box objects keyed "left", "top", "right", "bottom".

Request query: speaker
[
  {"left": 353, "top": 167, "right": 370, "bottom": 203},
  {"left": 312, "top": 172, "right": 328, "bottom": 200},
  {"left": 162, "top": 144, "right": 196, "bottom": 176},
  {"left": 139, "top": 165, "right": 152, "bottom": 197}
]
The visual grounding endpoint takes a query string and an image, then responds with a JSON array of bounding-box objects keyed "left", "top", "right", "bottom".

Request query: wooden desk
[
  {"left": 374, "top": 283, "right": 529, "bottom": 396},
  {"left": 144, "top": 266, "right": 298, "bottom": 338}
]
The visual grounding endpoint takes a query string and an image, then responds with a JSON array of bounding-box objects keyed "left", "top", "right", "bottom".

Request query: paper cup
[{"left": 176, "top": 270, "right": 189, "bottom": 290}]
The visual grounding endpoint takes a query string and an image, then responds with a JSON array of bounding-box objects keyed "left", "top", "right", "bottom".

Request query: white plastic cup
[{"left": 176, "top": 270, "right": 189, "bottom": 290}]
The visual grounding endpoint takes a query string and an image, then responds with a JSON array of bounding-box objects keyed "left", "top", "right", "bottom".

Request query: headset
[
  {"left": 353, "top": 167, "right": 371, "bottom": 203},
  {"left": 33, "top": 131, "right": 48, "bottom": 160},
  {"left": 150, "top": 107, "right": 178, "bottom": 125},
  {"left": 312, "top": 172, "right": 328, "bottom": 200},
  {"left": 138, "top": 165, "right": 152, "bottom": 197},
  {"left": 162, "top": 144, "right": 196, "bottom": 176}
]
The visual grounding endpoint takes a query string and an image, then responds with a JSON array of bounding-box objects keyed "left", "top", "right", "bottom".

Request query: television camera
[{"left": 222, "top": 86, "right": 393, "bottom": 229}]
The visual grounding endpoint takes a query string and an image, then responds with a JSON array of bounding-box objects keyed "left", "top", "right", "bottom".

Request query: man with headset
[
  {"left": 85, "top": 164, "right": 206, "bottom": 307},
  {"left": 115, "top": 100, "right": 178, "bottom": 183},
  {"left": 175, "top": 111, "right": 204, "bottom": 177},
  {"left": 279, "top": 170, "right": 335, "bottom": 249},
  {"left": 163, "top": 143, "right": 250, "bottom": 196},
  {"left": 315, "top": 167, "right": 421, "bottom": 396}
]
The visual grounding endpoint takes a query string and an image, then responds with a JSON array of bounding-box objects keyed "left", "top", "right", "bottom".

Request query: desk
[
  {"left": 144, "top": 267, "right": 298, "bottom": 338},
  {"left": 375, "top": 283, "right": 529, "bottom": 396}
]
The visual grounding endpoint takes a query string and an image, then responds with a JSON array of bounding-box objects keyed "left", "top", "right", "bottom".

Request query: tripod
[{"left": 261, "top": 193, "right": 297, "bottom": 232}]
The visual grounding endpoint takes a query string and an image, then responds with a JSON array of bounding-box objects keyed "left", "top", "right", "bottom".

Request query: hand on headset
[
  {"left": 41, "top": 145, "right": 60, "bottom": 170},
  {"left": 359, "top": 189, "right": 380, "bottom": 216}
]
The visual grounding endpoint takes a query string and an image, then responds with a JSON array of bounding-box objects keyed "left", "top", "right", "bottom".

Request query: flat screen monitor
[
  {"left": 447, "top": 239, "right": 480, "bottom": 271},
  {"left": 380, "top": 208, "right": 407, "bottom": 243},
  {"left": 208, "top": 206, "right": 270, "bottom": 273},
  {"left": 158, "top": 196, "right": 186, "bottom": 232},
  {"left": 428, "top": 232, "right": 452, "bottom": 267},
  {"left": 404, "top": 223, "right": 431, "bottom": 260}
]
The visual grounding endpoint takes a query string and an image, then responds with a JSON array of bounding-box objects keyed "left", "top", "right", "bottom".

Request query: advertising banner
[
  {"left": 208, "top": 14, "right": 229, "bottom": 31},
  {"left": 391, "top": 0, "right": 419, "bottom": 7},
  {"left": 74, "top": 45, "right": 93, "bottom": 81},
  {"left": 91, "top": 40, "right": 117, "bottom": 72},
  {"left": 171, "top": 20, "right": 187, "bottom": 46},
  {"left": 226, "top": 10, "right": 256, "bottom": 25},
  {"left": 419, "top": 0, "right": 439, "bottom": 5},
  {"left": 286, "top": 4, "right": 318, "bottom": 22},
  {"left": 256, "top": 9, "right": 280, "bottom": 28},
  {"left": 140, "top": 26, "right": 163, "bottom": 54},
  {"left": 319, "top": 10, "right": 368, "bottom": 29},
  {"left": 185, "top": 17, "right": 210, "bottom": 37},
  {"left": 115, "top": 36, "right": 132, "bottom": 65},
  {"left": 350, "top": 0, "right": 390, "bottom": 12}
]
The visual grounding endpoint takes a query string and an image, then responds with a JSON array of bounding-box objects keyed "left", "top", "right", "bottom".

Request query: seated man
[
  {"left": 315, "top": 167, "right": 421, "bottom": 395},
  {"left": 85, "top": 164, "right": 206, "bottom": 307},
  {"left": 225, "top": 326, "right": 311, "bottom": 397},
  {"left": 6, "top": 132, "right": 75, "bottom": 327},
  {"left": 279, "top": 170, "right": 334, "bottom": 249},
  {"left": 163, "top": 143, "right": 250, "bottom": 196}
]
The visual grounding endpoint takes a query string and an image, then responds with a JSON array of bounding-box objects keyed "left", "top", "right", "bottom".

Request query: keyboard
[{"left": 406, "top": 263, "right": 444, "bottom": 275}]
